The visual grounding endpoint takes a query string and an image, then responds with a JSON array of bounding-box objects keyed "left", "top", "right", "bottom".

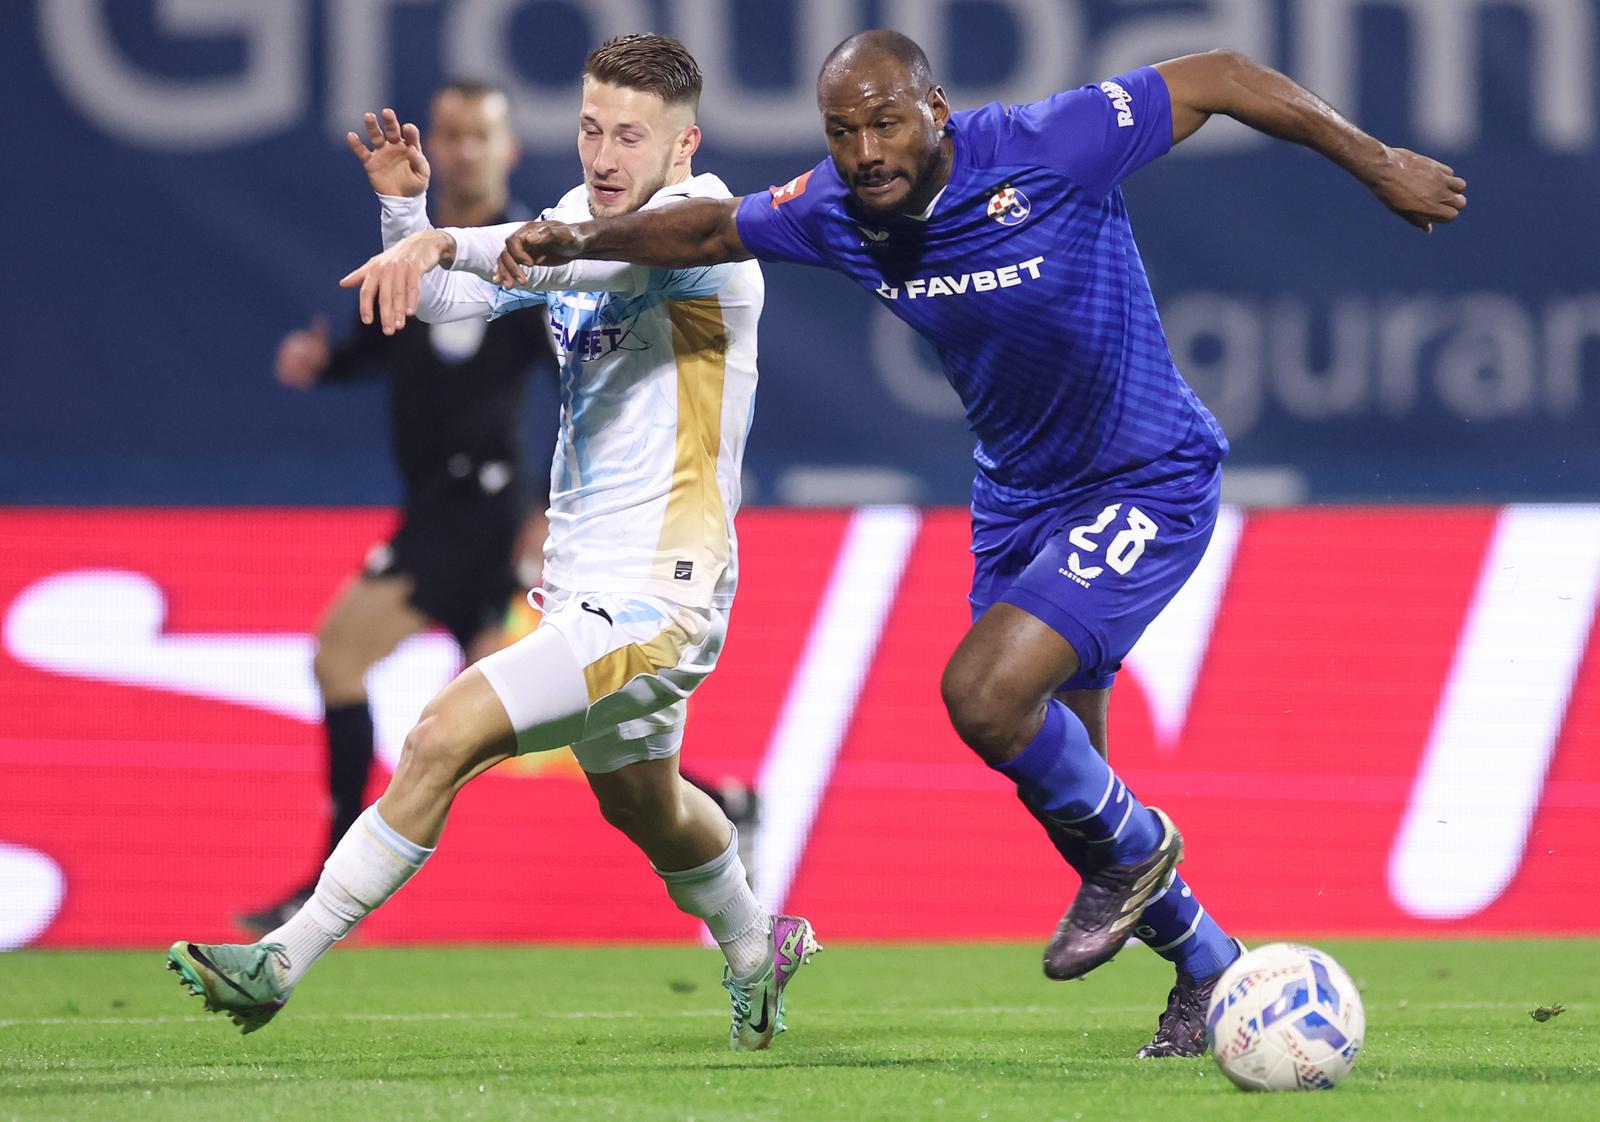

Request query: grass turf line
[{"left": 1, "top": 939, "right": 1594, "bottom": 1121}]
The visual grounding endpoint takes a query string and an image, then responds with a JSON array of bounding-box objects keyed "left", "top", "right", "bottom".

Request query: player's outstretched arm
[
  {"left": 494, "top": 197, "right": 749, "bottom": 285},
  {"left": 340, "top": 230, "right": 496, "bottom": 333},
  {"left": 1154, "top": 50, "right": 1467, "bottom": 233}
]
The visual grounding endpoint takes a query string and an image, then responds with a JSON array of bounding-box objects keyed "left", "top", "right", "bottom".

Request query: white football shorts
[{"left": 474, "top": 586, "right": 727, "bottom": 774}]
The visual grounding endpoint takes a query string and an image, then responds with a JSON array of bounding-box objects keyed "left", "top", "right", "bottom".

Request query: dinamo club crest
[{"left": 986, "top": 185, "right": 1030, "bottom": 226}]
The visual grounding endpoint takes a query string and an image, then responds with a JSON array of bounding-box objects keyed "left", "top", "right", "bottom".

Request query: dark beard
[{"left": 842, "top": 139, "right": 948, "bottom": 218}]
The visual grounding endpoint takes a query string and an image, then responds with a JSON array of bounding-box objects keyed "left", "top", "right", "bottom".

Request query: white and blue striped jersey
[{"left": 381, "top": 174, "right": 762, "bottom": 608}]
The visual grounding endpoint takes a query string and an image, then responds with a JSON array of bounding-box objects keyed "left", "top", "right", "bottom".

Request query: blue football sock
[
  {"left": 1018, "top": 788, "right": 1105, "bottom": 875},
  {"left": 993, "top": 700, "right": 1161, "bottom": 866},
  {"left": 1135, "top": 870, "right": 1241, "bottom": 980}
]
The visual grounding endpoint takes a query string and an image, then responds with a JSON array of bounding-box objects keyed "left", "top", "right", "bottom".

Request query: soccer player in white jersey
[{"left": 167, "top": 34, "right": 818, "bottom": 1052}]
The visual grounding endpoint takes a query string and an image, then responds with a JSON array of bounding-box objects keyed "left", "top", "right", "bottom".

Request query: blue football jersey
[{"left": 735, "top": 67, "right": 1228, "bottom": 514}]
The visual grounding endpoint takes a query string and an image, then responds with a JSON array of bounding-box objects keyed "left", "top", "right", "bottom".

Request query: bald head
[
  {"left": 818, "top": 29, "right": 934, "bottom": 91},
  {"left": 814, "top": 29, "right": 951, "bottom": 217}
]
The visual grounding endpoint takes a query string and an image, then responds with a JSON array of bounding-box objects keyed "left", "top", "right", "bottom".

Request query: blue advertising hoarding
[{"left": 4, "top": 0, "right": 1597, "bottom": 504}]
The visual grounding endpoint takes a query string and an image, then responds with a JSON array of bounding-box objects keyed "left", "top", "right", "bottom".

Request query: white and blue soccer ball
[{"left": 1206, "top": 942, "right": 1365, "bottom": 1092}]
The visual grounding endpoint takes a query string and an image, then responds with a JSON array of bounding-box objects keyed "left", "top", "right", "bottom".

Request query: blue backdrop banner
[{"left": 6, "top": 0, "right": 1598, "bottom": 503}]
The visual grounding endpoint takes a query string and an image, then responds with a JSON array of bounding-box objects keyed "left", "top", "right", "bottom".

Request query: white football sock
[
  {"left": 263, "top": 805, "right": 434, "bottom": 988},
  {"left": 657, "top": 828, "right": 771, "bottom": 979}
]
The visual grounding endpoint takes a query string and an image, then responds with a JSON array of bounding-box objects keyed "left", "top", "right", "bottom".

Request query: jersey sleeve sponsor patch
[
  {"left": 1098, "top": 79, "right": 1135, "bottom": 127},
  {"left": 768, "top": 170, "right": 813, "bottom": 207}
]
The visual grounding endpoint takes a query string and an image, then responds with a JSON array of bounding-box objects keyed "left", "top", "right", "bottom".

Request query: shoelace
[
  {"left": 250, "top": 943, "right": 291, "bottom": 987},
  {"left": 1154, "top": 984, "right": 1188, "bottom": 1030},
  {"left": 1069, "top": 878, "right": 1129, "bottom": 933},
  {"left": 722, "top": 975, "right": 754, "bottom": 1022},
  {"left": 1158, "top": 983, "right": 1184, "bottom": 1018},
  {"left": 1155, "top": 978, "right": 1208, "bottom": 1037}
]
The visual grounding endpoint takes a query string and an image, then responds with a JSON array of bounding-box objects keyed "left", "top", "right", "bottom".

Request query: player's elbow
[
  {"left": 720, "top": 238, "right": 754, "bottom": 265},
  {"left": 1163, "top": 48, "right": 1257, "bottom": 121},
  {"left": 702, "top": 230, "right": 750, "bottom": 267},
  {"left": 1191, "top": 49, "right": 1254, "bottom": 102},
  {"left": 1201, "top": 48, "right": 1251, "bottom": 71},
  {"left": 695, "top": 239, "right": 733, "bottom": 268}
]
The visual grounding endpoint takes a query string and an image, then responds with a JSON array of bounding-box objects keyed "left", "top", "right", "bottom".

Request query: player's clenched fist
[
  {"left": 494, "top": 221, "right": 586, "bottom": 286},
  {"left": 1366, "top": 147, "right": 1467, "bottom": 234},
  {"left": 339, "top": 230, "right": 456, "bottom": 334}
]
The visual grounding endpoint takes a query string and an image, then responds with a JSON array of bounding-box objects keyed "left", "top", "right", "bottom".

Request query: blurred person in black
[{"left": 245, "top": 82, "right": 755, "bottom": 932}]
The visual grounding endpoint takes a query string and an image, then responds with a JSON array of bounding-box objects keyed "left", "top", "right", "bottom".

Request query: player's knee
[
  {"left": 946, "top": 698, "right": 1025, "bottom": 764},
  {"left": 310, "top": 644, "right": 341, "bottom": 693},
  {"left": 397, "top": 712, "right": 474, "bottom": 793},
  {"left": 312, "top": 629, "right": 363, "bottom": 698},
  {"left": 941, "top": 662, "right": 1032, "bottom": 764}
]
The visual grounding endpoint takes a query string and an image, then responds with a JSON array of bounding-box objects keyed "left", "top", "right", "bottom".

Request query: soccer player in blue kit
[{"left": 486, "top": 31, "right": 1468, "bottom": 1057}]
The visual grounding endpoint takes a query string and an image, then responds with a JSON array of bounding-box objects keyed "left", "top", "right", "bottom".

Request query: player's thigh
[
  {"left": 472, "top": 621, "right": 593, "bottom": 755},
  {"left": 317, "top": 572, "right": 431, "bottom": 667},
  {"left": 955, "top": 503, "right": 1083, "bottom": 716},
  {"left": 569, "top": 705, "right": 689, "bottom": 778},
  {"left": 548, "top": 590, "right": 726, "bottom": 776},
  {"left": 471, "top": 589, "right": 722, "bottom": 763},
  {"left": 1002, "top": 482, "right": 1220, "bottom": 689}
]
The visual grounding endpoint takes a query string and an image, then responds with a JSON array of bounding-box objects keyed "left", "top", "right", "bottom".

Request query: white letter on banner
[
  {"left": 1094, "top": 0, "right": 1272, "bottom": 153},
  {"left": 37, "top": 0, "right": 307, "bottom": 150},
  {"left": 1542, "top": 294, "right": 1600, "bottom": 417},
  {"left": 1389, "top": 506, "right": 1600, "bottom": 921},
  {"left": 677, "top": 0, "right": 858, "bottom": 152},
  {"left": 1163, "top": 293, "right": 1264, "bottom": 437},
  {"left": 1122, "top": 506, "right": 1244, "bottom": 750},
  {"left": 1296, "top": 0, "right": 1594, "bottom": 151},
  {"left": 1270, "top": 298, "right": 1372, "bottom": 421},
  {"left": 754, "top": 507, "right": 920, "bottom": 915},
  {"left": 880, "top": 0, "right": 1079, "bottom": 110},
  {"left": 1434, "top": 295, "right": 1538, "bottom": 420},
  {"left": 444, "top": 0, "right": 649, "bottom": 150},
  {"left": 0, "top": 844, "right": 65, "bottom": 951},
  {"left": 1376, "top": 298, "right": 1451, "bottom": 418},
  {"left": 326, "top": 0, "right": 435, "bottom": 143},
  {"left": 2, "top": 569, "right": 458, "bottom": 772}
]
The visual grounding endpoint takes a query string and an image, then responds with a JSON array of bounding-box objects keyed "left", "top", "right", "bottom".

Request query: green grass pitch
[{"left": 2, "top": 939, "right": 1594, "bottom": 1121}]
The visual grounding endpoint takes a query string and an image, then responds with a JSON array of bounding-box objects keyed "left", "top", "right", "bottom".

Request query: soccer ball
[{"left": 1206, "top": 942, "right": 1365, "bottom": 1092}]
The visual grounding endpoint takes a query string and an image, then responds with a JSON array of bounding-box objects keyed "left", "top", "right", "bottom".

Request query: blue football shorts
[{"left": 969, "top": 465, "right": 1221, "bottom": 692}]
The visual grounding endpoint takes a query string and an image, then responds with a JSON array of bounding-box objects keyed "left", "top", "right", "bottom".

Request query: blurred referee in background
[{"left": 245, "top": 81, "right": 755, "bottom": 933}]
